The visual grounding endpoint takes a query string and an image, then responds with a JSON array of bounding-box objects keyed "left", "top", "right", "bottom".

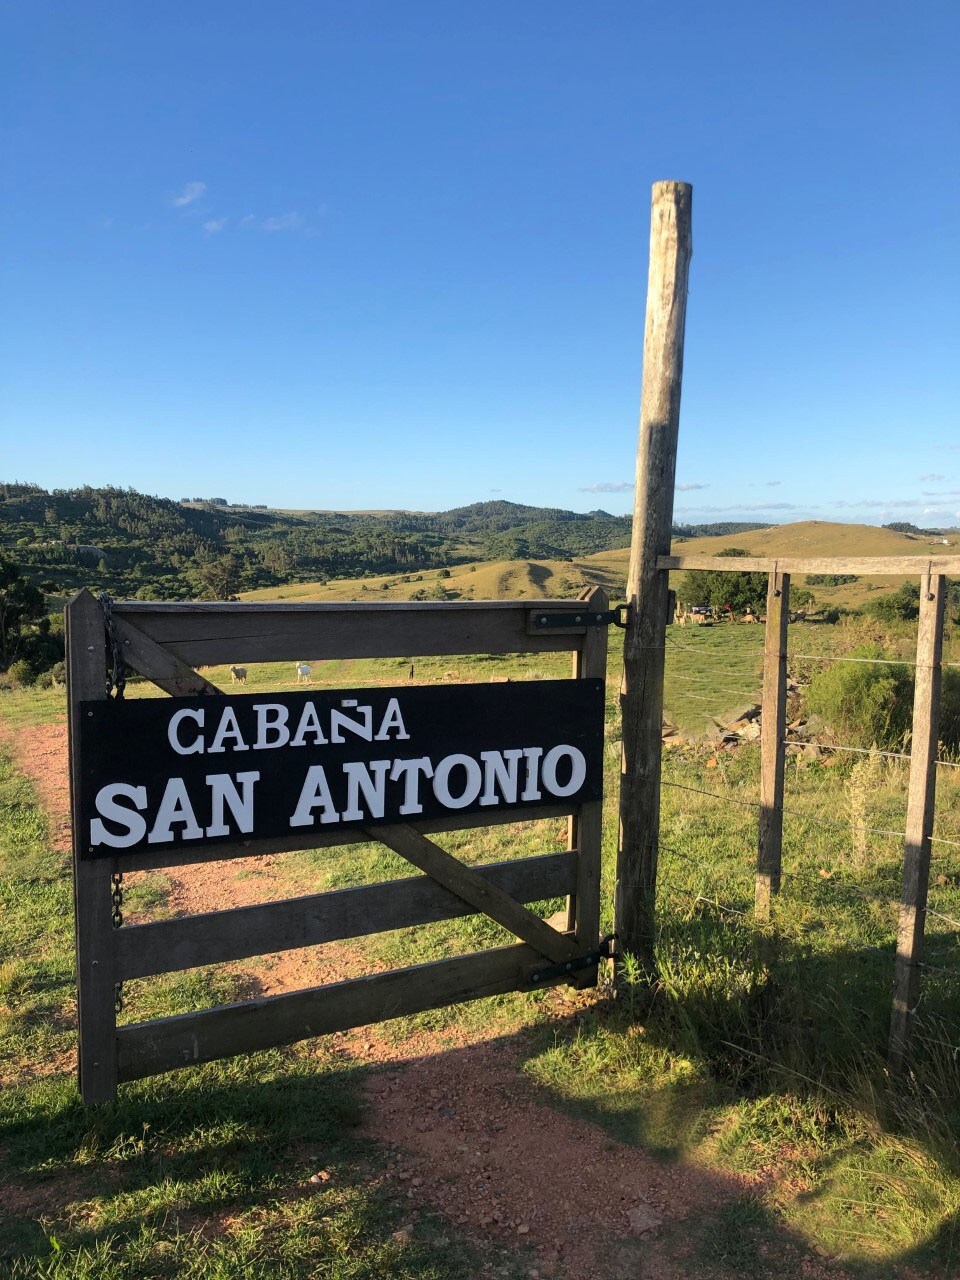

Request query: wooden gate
[{"left": 66, "top": 587, "right": 610, "bottom": 1104}]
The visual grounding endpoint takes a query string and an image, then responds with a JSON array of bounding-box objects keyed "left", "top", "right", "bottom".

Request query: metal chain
[
  {"left": 98, "top": 593, "right": 126, "bottom": 699},
  {"left": 111, "top": 869, "right": 124, "bottom": 1014},
  {"left": 111, "top": 870, "right": 124, "bottom": 928},
  {"left": 98, "top": 595, "right": 127, "bottom": 1014}
]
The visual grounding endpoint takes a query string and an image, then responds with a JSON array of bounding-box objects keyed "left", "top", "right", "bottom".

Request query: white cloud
[
  {"left": 238, "top": 211, "right": 307, "bottom": 233},
  {"left": 766, "top": 480, "right": 782, "bottom": 487},
  {"left": 920, "top": 472, "right": 945, "bottom": 482},
  {"left": 261, "top": 212, "right": 305, "bottom": 232},
  {"left": 203, "top": 218, "right": 226, "bottom": 234},
  {"left": 676, "top": 482, "right": 708, "bottom": 492},
  {"left": 172, "top": 181, "right": 206, "bottom": 207},
  {"left": 578, "top": 481, "right": 632, "bottom": 494}
]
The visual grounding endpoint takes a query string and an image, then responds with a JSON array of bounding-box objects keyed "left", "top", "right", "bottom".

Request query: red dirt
[
  {"left": 2, "top": 719, "right": 852, "bottom": 1279},
  {"left": 362, "top": 1035, "right": 748, "bottom": 1280}
]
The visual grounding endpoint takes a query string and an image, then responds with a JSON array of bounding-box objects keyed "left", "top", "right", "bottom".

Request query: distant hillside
[
  {"left": 0, "top": 484, "right": 635, "bottom": 600},
  {"left": 662, "top": 519, "right": 958, "bottom": 560},
  {"left": 6, "top": 482, "right": 948, "bottom": 608}
]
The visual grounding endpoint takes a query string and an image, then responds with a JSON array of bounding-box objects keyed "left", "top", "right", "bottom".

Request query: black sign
[{"left": 77, "top": 680, "right": 604, "bottom": 860}]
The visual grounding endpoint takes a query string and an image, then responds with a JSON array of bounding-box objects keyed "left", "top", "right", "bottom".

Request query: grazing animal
[
  {"left": 296, "top": 662, "right": 312, "bottom": 684},
  {"left": 229, "top": 666, "right": 247, "bottom": 684}
]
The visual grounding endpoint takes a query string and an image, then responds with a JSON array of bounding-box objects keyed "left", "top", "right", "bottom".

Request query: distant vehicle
[{"left": 688, "top": 605, "right": 712, "bottom": 617}]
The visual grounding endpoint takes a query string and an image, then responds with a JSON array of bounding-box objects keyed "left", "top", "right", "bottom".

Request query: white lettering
[
  {"left": 433, "top": 753, "right": 483, "bottom": 809},
  {"left": 168, "top": 708, "right": 205, "bottom": 755},
  {"left": 330, "top": 699, "right": 373, "bottom": 742},
  {"left": 147, "top": 777, "right": 204, "bottom": 843},
  {"left": 289, "top": 766, "right": 339, "bottom": 827},
  {"left": 479, "top": 748, "right": 523, "bottom": 806},
  {"left": 253, "top": 703, "right": 289, "bottom": 750},
  {"left": 520, "top": 747, "right": 543, "bottom": 801},
  {"left": 389, "top": 756, "right": 434, "bottom": 815},
  {"left": 90, "top": 783, "right": 148, "bottom": 848},
  {"left": 374, "top": 697, "right": 410, "bottom": 741},
  {"left": 342, "top": 759, "right": 391, "bottom": 821},
  {"left": 540, "top": 745, "right": 586, "bottom": 798},
  {"left": 208, "top": 706, "right": 249, "bottom": 754},
  {"left": 205, "top": 771, "right": 260, "bottom": 837},
  {"left": 290, "top": 701, "right": 328, "bottom": 747}
]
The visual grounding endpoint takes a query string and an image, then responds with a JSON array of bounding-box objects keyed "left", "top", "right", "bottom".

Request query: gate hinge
[
  {"left": 530, "top": 603, "right": 631, "bottom": 631},
  {"left": 529, "top": 935, "right": 615, "bottom": 984}
]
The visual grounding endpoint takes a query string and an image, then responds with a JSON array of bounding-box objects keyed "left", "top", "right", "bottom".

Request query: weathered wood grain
[
  {"left": 110, "top": 600, "right": 589, "bottom": 664},
  {"left": 889, "top": 574, "right": 946, "bottom": 1071},
  {"left": 617, "top": 181, "right": 693, "bottom": 970},
  {"left": 370, "top": 826, "right": 580, "bottom": 964},
  {"left": 111, "top": 615, "right": 223, "bottom": 697},
  {"left": 756, "top": 571, "right": 790, "bottom": 921},
  {"left": 66, "top": 589, "right": 119, "bottom": 1104},
  {"left": 660, "top": 554, "right": 960, "bottom": 576},
  {"left": 116, "top": 851, "right": 576, "bottom": 979},
  {"left": 116, "top": 942, "right": 591, "bottom": 1081},
  {"left": 108, "top": 803, "right": 574, "bottom": 874},
  {"left": 568, "top": 587, "right": 607, "bottom": 952}
]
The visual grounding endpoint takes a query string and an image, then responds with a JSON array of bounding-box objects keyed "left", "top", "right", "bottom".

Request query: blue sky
[{"left": 2, "top": 2, "right": 958, "bottom": 523}]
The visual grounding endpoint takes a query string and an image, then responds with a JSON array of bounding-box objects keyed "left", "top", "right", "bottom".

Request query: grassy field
[{"left": 2, "top": 609, "right": 960, "bottom": 1276}]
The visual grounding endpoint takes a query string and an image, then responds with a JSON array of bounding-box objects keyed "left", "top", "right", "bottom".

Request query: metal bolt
[
  {"left": 539, "top": 616, "right": 547, "bottom": 624},
  {"left": 574, "top": 616, "right": 582, "bottom": 623},
  {"left": 87, "top": 645, "right": 95, "bottom": 652},
  {"left": 87, "top": 711, "right": 93, "bottom": 717},
  {"left": 565, "top": 962, "right": 572, "bottom": 971},
  {"left": 532, "top": 972, "right": 540, "bottom": 982}
]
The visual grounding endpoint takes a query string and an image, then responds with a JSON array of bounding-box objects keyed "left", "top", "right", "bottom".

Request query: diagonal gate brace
[{"left": 369, "top": 824, "right": 581, "bottom": 965}]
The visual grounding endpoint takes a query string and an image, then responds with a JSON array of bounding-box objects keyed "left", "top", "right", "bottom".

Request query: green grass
[{"left": 4, "top": 621, "right": 960, "bottom": 1275}]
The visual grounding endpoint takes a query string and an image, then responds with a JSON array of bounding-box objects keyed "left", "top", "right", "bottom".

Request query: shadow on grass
[
  {"left": 2, "top": 912, "right": 959, "bottom": 1278},
  {"left": 0, "top": 1049, "right": 522, "bottom": 1279},
  {"left": 521, "top": 907, "right": 960, "bottom": 1279}
]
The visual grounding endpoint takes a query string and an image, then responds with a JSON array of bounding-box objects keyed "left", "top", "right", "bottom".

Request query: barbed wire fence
[{"left": 656, "top": 566, "right": 960, "bottom": 1071}]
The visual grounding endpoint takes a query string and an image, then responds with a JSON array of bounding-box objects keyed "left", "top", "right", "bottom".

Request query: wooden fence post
[
  {"left": 756, "top": 569, "right": 790, "bottom": 921},
  {"left": 616, "top": 180, "right": 693, "bottom": 972},
  {"left": 66, "top": 589, "right": 119, "bottom": 1104},
  {"left": 889, "top": 572, "right": 946, "bottom": 1072}
]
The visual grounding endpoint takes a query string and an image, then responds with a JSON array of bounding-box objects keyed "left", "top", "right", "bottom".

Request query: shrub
[
  {"left": 7, "top": 658, "right": 36, "bottom": 687},
  {"left": 805, "top": 649, "right": 914, "bottom": 749},
  {"left": 940, "top": 669, "right": 960, "bottom": 751},
  {"left": 864, "top": 582, "right": 921, "bottom": 622}
]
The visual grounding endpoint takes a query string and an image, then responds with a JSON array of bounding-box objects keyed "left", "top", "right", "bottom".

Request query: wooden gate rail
[
  {"left": 659, "top": 554, "right": 960, "bottom": 576},
  {"left": 67, "top": 587, "right": 608, "bottom": 1103},
  {"left": 116, "top": 942, "right": 562, "bottom": 1082},
  {"left": 115, "top": 852, "right": 577, "bottom": 980}
]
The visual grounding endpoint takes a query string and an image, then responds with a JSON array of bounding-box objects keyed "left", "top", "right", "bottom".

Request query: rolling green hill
[{"left": 0, "top": 484, "right": 636, "bottom": 600}]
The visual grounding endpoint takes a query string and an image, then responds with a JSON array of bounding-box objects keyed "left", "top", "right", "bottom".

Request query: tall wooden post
[
  {"left": 616, "top": 181, "right": 693, "bottom": 971},
  {"left": 889, "top": 572, "right": 946, "bottom": 1072},
  {"left": 756, "top": 569, "right": 790, "bottom": 921},
  {"left": 66, "top": 589, "right": 120, "bottom": 1104}
]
